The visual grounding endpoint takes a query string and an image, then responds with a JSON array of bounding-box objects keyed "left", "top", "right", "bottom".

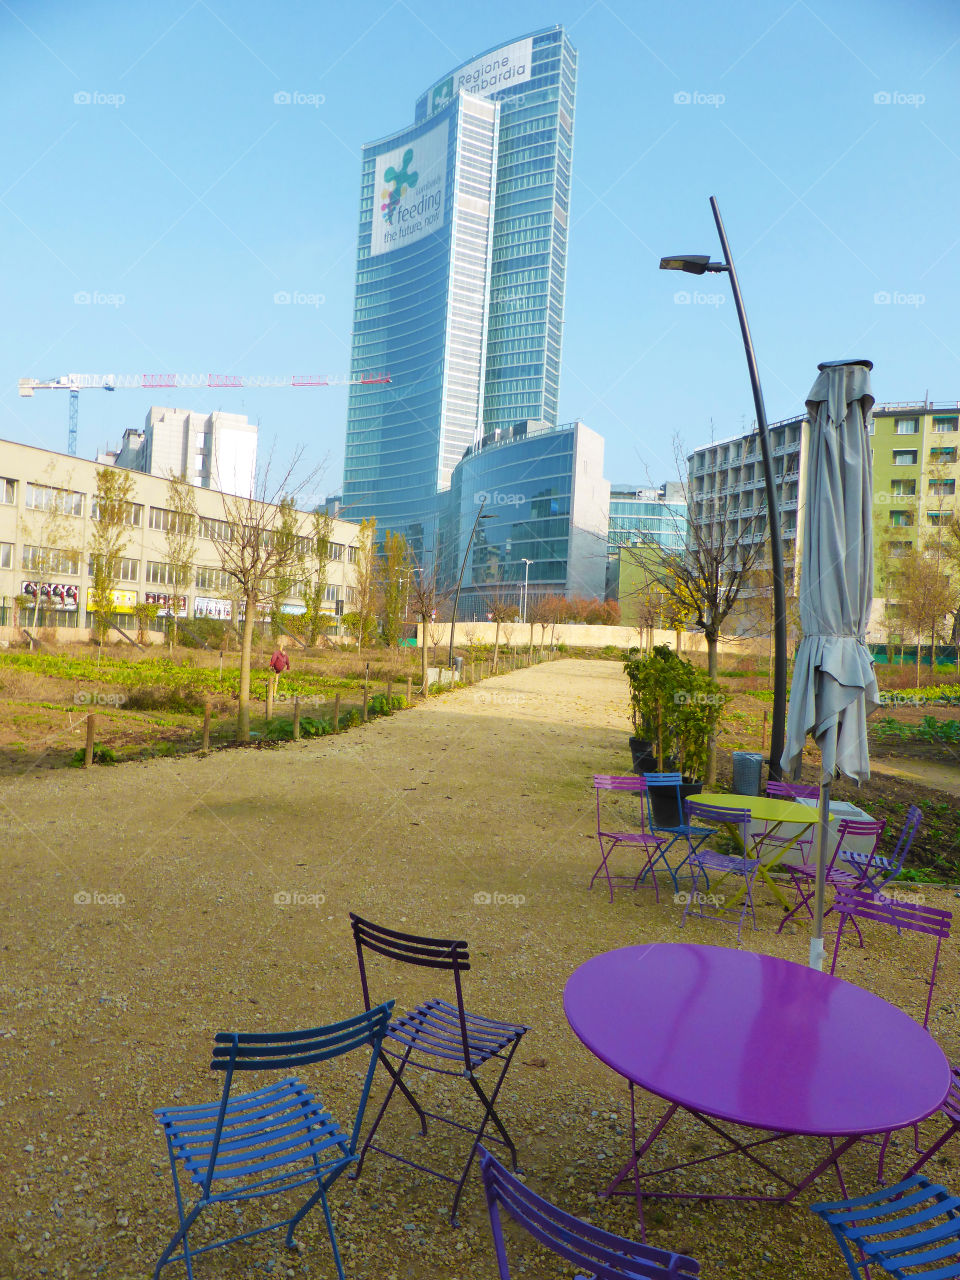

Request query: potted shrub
[{"left": 623, "top": 645, "right": 726, "bottom": 800}]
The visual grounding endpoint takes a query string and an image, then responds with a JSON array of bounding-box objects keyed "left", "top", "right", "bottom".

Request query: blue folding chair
[
  {"left": 643, "top": 773, "right": 712, "bottom": 889},
  {"left": 812, "top": 1175, "right": 960, "bottom": 1278},
  {"left": 153, "top": 1001, "right": 393, "bottom": 1280},
  {"left": 680, "top": 800, "right": 761, "bottom": 944},
  {"left": 480, "top": 1147, "right": 700, "bottom": 1278}
]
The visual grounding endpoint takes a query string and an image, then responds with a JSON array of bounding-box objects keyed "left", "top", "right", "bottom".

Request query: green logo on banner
[
  {"left": 380, "top": 148, "right": 419, "bottom": 225},
  {"left": 431, "top": 76, "right": 453, "bottom": 114}
]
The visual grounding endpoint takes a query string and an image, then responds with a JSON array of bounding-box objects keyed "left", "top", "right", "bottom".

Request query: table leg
[{"left": 719, "top": 821, "right": 815, "bottom": 911}]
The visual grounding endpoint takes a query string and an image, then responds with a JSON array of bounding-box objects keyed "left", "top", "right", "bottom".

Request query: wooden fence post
[
  {"left": 293, "top": 696, "right": 301, "bottom": 741},
  {"left": 266, "top": 677, "right": 273, "bottom": 721},
  {"left": 362, "top": 686, "right": 369, "bottom": 722},
  {"left": 406, "top": 676, "right": 412, "bottom": 704},
  {"left": 386, "top": 680, "right": 392, "bottom": 706},
  {"left": 202, "top": 699, "right": 211, "bottom": 752},
  {"left": 84, "top": 713, "right": 96, "bottom": 767},
  {"left": 333, "top": 692, "right": 341, "bottom": 733}
]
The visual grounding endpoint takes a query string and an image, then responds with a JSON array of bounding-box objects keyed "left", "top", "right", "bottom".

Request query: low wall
[{"left": 418, "top": 621, "right": 767, "bottom": 658}]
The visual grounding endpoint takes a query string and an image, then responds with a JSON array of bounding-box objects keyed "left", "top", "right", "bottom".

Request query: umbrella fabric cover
[{"left": 782, "top": 361, "right": 880, "bottom": 785}]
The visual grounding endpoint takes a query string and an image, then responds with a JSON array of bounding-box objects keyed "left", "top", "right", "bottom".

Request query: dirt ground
[{"left": 2, "top": 658, "right": 959, "bottom": 1280}]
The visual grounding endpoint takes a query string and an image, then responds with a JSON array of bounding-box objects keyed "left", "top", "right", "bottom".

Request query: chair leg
[
  {"left": 285, "top": 1177, "right": 345, "bottom": 1280},
  {"left": 352, "top": 1045, "right": 427, "bottom": 1180},
  {"left": 451, "top": 1040, "right": 521, "bottom": 1226},
  {"left": 905, "top": 1120, "right": 959, "bottom": 1178},
  {"left": 154, "top": 1201, "right": 203, "bottom": 1280},
  {"left": 589, "top": 836, "right": 616, "bottom": 903}
]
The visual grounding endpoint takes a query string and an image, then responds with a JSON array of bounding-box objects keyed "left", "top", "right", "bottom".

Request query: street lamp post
[
  {"left": 521, "top": 558, "right": 533, "bottom": 623},
  {"left": 447, "top": 502, "right": 494, "bottom": 669},
  {"left": 659, "top": 196, "right": 787, "bottom": 780}
]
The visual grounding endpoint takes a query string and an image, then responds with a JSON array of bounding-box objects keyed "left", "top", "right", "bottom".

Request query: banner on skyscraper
[
  {"left": 427, "top": 38, "right": 533, "bottom": 115},
  {"left": 371, "top": 120, "right": 448, "bottom": 257}
]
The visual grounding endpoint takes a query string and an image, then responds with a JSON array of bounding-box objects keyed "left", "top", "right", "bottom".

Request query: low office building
[
  {"left": 99, "top": 406, "right": 258, "bottom": 498},
  {"left": 606, "top": 482, "right": 687, "bottom": 605},
  {"left": 437, "top": 419, "right": 609, "bottom": 617},
  {"left": 0, "top": 438, "right": 359, "bottom": 637}
]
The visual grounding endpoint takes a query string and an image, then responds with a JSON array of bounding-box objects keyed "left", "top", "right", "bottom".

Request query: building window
[
  {"left": 889, "top": 511, "right": 913, "bottom": 527},
  {"left": 25, "top": 483, "right": 84, "bottom": 516},
  {"left": 87, "top": 555, "right": 139, "bottom": 580},
  {"left": 888, "top": 541, "right": 912, "bottom": 557},
  {"left": 930, "top": 447, "right": 958, "bottom": 463},
  {"left": 327, "top": 542, "right": 345, "bottom": 561},
  {"left": 198, "top": 516, "right": 233, "bottom": 542},
  {"left": 145, "top": 561, "right": 183, "bottom": 585},
  {"left": 933, "top": 416, "right": 958, "bottom": 432},
  {"left": 0, "top": 478, "right": 15, "bottom": 505},
  {"left": 323, "top": 585, "right": 339, "bottom": 602},
  {"left": 890, "top": 479, "right": 916, "bottom": 497},
  {"left": 295, "top": 536, "right": 313, "bottom": 556},
  {"left": 895, "top": 418, "right": 919, "bottom": 434},
  {"left": 149, "top": 506, "right": 194, "bottom": 533},
  {"left": 929, "top": 478, "right": 956, "bottom": 495},
  {"left": 91, "top": 498, "right": 143, "bottom": 527},
  {"left": 929, "top": 512, "right": 949, "bottom": 526},
  {"left": 347, "top": 545, "right": 359, "bottom": 564},
  {"left": 21, "top": 545, "right": 80, "bottom": 575},
  {"left": 0, "top": 542, "right": 11, "bottom": 568},
  {"left": 892, "top": 450, "right": 918, "bottom": 466},
  {"left": 195, "top": 566, "right": 231, "bottom": 591}
]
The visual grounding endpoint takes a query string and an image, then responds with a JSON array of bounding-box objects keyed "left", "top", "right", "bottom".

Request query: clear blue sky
[{"left": 2, "top": 0, "right": 958, "bottom": 499}]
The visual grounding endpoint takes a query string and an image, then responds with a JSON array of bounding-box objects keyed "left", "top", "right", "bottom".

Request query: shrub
[
  {"left": 179, "top": 617, "right": 229, "bottom": 650},
  {"left": 124, "top": 686, "right": 207, "bottom": 715},
  {"left": 69, "top": 746, "right": 117, "bottom": 766}
]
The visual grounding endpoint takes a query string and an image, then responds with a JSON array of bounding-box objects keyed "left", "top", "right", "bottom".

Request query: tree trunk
[
  {"left": 421, "top": 615, "right": 428, "bottom": 694},
  {"left": 493, "top": 620, "right": 501, "bottom": 672},
  {"left": 916, "top": 639, "right": 921, "bottom": 687},
  {"left": 706, "top": 632, "right": 719, "bottom": 786},
  {"left": 238, "top": 591, "right": 257, "bottom": 742},
  {"left": 528, "top": 622, "right": 534, "bottom": 655}
]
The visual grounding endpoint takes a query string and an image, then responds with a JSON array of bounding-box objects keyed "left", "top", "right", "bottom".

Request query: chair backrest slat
[
  {"left": 766, "top": 780, "right": 819, "bottom": 801},
  {"left": 594, "top": 775, "right": 649, "bottom": 793},
  {"left": 480, "top": 1148, "right": 699, "bottom": 1277},
  {"left": 210, "top": 1002, "right": 393, "bottom": 1071},
  {"left": 831, "top": 887, "right": 952, "bottom": 939}
]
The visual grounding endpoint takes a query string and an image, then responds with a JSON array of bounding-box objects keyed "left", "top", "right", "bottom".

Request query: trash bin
[
  {"left": 732, "top": 751, "right": 764, "bottom": 796},
  {"left": 453, "top": 655, "right": 464, "bottom": 680}
]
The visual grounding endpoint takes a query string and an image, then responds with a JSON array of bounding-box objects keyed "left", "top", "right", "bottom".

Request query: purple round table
[{"left": 564, "top": 943, "right": 950, "bottom": 1214}]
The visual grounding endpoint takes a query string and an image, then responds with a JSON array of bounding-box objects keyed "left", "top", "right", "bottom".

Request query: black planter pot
[
  {"left": 647, "top": 780, "right": 704, "bottom": 828},
  {"left": 628, "top": 736, "right": 657, "bottom": 775}
]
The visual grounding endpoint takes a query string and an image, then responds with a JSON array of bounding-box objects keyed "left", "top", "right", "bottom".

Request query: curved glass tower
[{"left": 342, "top": 28, "right": 577, "bottom": 556}]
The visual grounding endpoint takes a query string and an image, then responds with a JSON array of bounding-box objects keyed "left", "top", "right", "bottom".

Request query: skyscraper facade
[{"left": 342, "top": 28, "right": 577, "bottom": 557}]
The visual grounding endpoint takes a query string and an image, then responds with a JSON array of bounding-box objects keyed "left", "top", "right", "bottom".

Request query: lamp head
[{"left": 659, "top": 254, "right": 725, "bottom": 275}]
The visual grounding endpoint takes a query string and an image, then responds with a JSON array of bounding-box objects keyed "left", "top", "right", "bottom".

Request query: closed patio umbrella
[{"left": 781, "top": 359, "right": 880, "bottom": 969}]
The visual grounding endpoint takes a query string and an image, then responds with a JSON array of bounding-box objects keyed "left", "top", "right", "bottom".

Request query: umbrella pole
[{"left": 809, "top": 764, "right": 834, "bottom": 970}]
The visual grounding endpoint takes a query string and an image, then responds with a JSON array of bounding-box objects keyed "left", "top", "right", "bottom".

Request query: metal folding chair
[
  {"left": 776, "top": 818, "right": 886, "bottom": 937},
  {"left": 753, "top": 779, "right": 820, "bottom": 860},
  {"left": 905, "top": 1066, "right": 960, "bottom": 1180},
  {"left": 643, "top": 773, "right": 711, "bottom": 889},
  {"left": 680, "top": 800, "right": 761, "bottom": 944},
  {"left": 830, "top": 885, "right": 952, "bottom": 1029},
  {"left": 349, "top": 913, "right": 529, "bottom": 1224},
  {"left": 479, "top": 1146, "right": 700, "bottom": 1278},
  {"left": 591, "top": 775, "right": 669, "bottom": 903},
  {"left": 811, "top": 1175, "right": 960, "bottom": 1278},
  {"left": 152, "top": 1001, "right": 394, "bottom": 1280},
  {"left": 841, "top": 806, "right": 922, "bottom": 894}
]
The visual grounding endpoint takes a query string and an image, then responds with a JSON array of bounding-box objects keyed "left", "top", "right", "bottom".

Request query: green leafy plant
[
  {"left": 69, "top": 745, "right": 117, "bottom": 766},
  {"left": 622, "top": 645, "right": 726, "bottom": 779}
]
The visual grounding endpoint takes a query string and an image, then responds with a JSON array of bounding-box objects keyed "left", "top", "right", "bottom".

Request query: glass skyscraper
[{"left": 342, "top": 28, "right": 577, "bottom": 556}]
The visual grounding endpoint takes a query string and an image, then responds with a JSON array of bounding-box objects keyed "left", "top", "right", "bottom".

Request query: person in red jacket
[{"left": 269, "top": 644, "right": 290, "bottom": 700}]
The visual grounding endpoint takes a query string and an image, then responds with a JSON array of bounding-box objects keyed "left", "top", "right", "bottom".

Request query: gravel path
[{"left": 2, "top": 658, "right": 957, "bottom": 1279}]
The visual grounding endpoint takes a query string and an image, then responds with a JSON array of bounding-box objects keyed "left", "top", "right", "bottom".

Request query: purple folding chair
[
  {"left": 753, "top": 779, "right": 820, "bottom": 860},
  {"left": 905, "top": 1065, "right": 960, "bottom": 1179},
  {"left": 680, "top": 800, "right": 761, "bottom": 945},
  {"left": 841, "top": 805, "right": 922, "bottom": 894},
  {"left": 349, "top": 914, "right": 529, "bottom": 1224},
  {"left": 591, "top": 776, "right": 669, "bottom": 904},
  {"left": 479, "top": 1147, "right": 700, "bottom": 1279},
  {"left": 829, "top": 886, "right": 952, "bottom": 1030},
  {"left": 776, "top": 818, "right": 886, "bottom": 937}
]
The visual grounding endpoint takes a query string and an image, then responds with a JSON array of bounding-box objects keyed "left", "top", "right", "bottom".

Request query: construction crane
[{"left": 18, "top": 372, "right": 391, "bottom": 456}]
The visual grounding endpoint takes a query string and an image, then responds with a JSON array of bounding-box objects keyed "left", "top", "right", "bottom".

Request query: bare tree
[
  {"left": 377, "top": 529, "right": 412, "bottom": 649},
  {"left": 301, "top": 510, "right": 333, "bottom": 647},
  {"left": 207, "top": 453, "right": 319, "bottom": 741},
  {"left": 889, "top": 544, "right": 954, "bottom": 684},
  {"left": 162, "top": 472, "right": 198, "bottom": 649},
  {"left": 487, "top": 577, "right": 521, "bottom": 671},
  {"left": 89, "top": 466, "right": 135, "bottom": 645},
  {"left": 350, "top": 517, "right": 377, "bottom": 652},
  {"left": 407, "top": 556, "right": 451, "bottom": 693}
]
